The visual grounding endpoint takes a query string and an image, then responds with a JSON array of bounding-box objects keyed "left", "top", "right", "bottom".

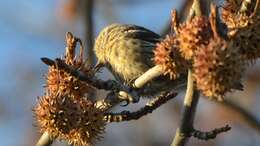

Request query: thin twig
[
  {"left": 41, "top": 57, "right": 125, "bottom": 91},
  {"left": 191, "top": 125, "right": 231, "bottom": 140},
  {"left": 187, "top": 0, "right": 202, "bottom": 20},
  {"left": 36, "top": 132, "right": 53, "bottom": 146},
  {"left": 104, "top": 92, "right": 177, "bottom": 122}
]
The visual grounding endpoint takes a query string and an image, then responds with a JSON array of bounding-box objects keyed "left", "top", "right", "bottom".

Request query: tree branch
[
  {"left": 41, "top": 57, "right": 127, "bottom": 91},
  {"left": 104, "top": 92, "right": 177, "bottom": 122},
  {"left": 170, "top": 1, "right": 203, "bottom": 145},
  {"left": 171, "top": 70, "right": 200, "bottom": 146},
  {"left": 191, "top": 125, "right": 231, "bottom": 140}
]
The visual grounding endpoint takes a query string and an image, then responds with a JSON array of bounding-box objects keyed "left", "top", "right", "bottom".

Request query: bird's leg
[{"left": 98, "top": 89, "right": 140, "bottom": 109}]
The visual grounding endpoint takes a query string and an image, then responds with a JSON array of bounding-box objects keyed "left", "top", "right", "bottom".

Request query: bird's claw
[{"left": 118, "top": 90, "right": 140, "bottom": 106}]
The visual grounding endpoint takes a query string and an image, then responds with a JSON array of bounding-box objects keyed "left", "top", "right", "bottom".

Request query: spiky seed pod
[
  {"left": 221, "top": 0, "right": 260, "bottom": 62},
  {"left": 193, "top": 4, "right": 245, "bottom": 100},
  {"left": 221, "top": 0, "right": 259, "bottom": 36},
  {"left": 221, "top": 0, "right": 252, "bottom": 29},
  {"left": 177, "top": 16, "right": 212, "bottom": 60},
  {"left": 234, "top": 20, "right": 260, "bottom": 62},
  {"left": 45, "top": 32, "right": 95, "bottom": 99},
  {"left": 193, "top": 39, "right": 244, "bottom": 100},
  {"left": 153, "top": 34, "right": 189, "bottom": 79},
  {"left": 33, "top": 94, "right": 106, "bottom": 146},
  {"left": 46, "top": 66, "right": 94, "bottom": 99}
]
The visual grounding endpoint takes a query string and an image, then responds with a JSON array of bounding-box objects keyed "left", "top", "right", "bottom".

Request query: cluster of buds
[
  {"left": 34, "top": 32, "right": 106, "bottom": 146},
  {"left": 154, "top": 1, "right": 259, "bottom": 100}
]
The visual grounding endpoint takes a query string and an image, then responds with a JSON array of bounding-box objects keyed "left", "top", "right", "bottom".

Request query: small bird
[{"left": 94, "top": 24, "right": 185, "bottom": 100}]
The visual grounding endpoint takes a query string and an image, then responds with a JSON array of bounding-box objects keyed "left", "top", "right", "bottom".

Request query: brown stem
[
  {"left": 191, "top": 125, "right": 231, "bottom": 140},
  {"left": 41, "top": 57, "right": 125, "bottom": 91},
  {"left": 105, "top": 92, "right": 177, "bottom": 122}
]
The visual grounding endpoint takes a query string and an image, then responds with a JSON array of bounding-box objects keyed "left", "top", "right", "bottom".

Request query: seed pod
[
  {"left": 177, "top": 16, "right": 212, "bottom": 60},
  {"left": 45, "top": 66, "right": 94, "bottom": 99},
  {"left": 153, "top": 34, "right": 189, "bottom": 79},
  {"left": 193, "top": 4, "right": 245, "bottom": 100},
  {"left": 33, "top": 94, "right": 106, "bottom": 146},
  {"left": 46, "top": 32, "right": 95, "bottom": 99},
  {"left": 221, "top": 0, "right": 259, "bottom": 36},
  {"left": 234, "top": 20, "right": 260, "bottom": 62}
]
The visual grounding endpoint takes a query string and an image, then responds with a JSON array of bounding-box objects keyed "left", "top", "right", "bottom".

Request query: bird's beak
[{"left": 94, "top": 61, "right": 105, "bottom": 72}]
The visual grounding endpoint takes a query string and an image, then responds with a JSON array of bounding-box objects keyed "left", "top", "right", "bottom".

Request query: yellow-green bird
[{"left": 94, "top": 24, "right": 185, "bottom": 100}]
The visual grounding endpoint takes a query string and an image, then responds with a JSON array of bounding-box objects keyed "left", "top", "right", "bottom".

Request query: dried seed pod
[
  {"left": 193, "top": 4, "right": 245, "bottom": 100},
  {"left": 234, "top": 20, "right": 260, "bottom": 62},
  {"left": 153, "top": 34, "right": 189, "bottom": 79},
  {"left": 45, "top": 66, "right": 94, "bottom": 99},
  {"left": 193, "top": 40, "right": 244, "bottom": 100},
  {"left": 221, "top": 0, "right": 259, "bottom": 36},
  {"left": 177, "top": 16, "right": 212, "bottom": 60},
  {"left": 46, "top": 32, "right": 95, "bottom": 99},
  {"left": 222, "top": 0, "right": 260, "bottom": 62},
  {"left": 33, "top": 94, "right": 106, "bottom": 146}
]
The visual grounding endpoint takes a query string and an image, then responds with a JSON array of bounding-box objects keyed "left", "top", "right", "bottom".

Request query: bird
[{"left": 94, "top": 23, "right": 186, "bottom": 101}]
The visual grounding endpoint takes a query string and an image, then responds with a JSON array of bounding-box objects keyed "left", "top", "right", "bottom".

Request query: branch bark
[
  {"left": 105, "top": 92, "right": 177, "bottom": 122},
  {"left": 171, "top": 70, "right": 200, "bottom": 146}
]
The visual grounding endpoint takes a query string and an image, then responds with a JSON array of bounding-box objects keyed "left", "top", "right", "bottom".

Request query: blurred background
[{"left": 0, "top": 0, "right": 259, "bottom": 146}]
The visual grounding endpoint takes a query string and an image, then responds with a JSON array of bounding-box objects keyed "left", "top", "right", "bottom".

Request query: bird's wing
[
  {"left": 124, "top": 25, "right": 161, "bottom": 43},
  {"left": 124, "top": 25, "right": 162, "bottom": 68}
]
